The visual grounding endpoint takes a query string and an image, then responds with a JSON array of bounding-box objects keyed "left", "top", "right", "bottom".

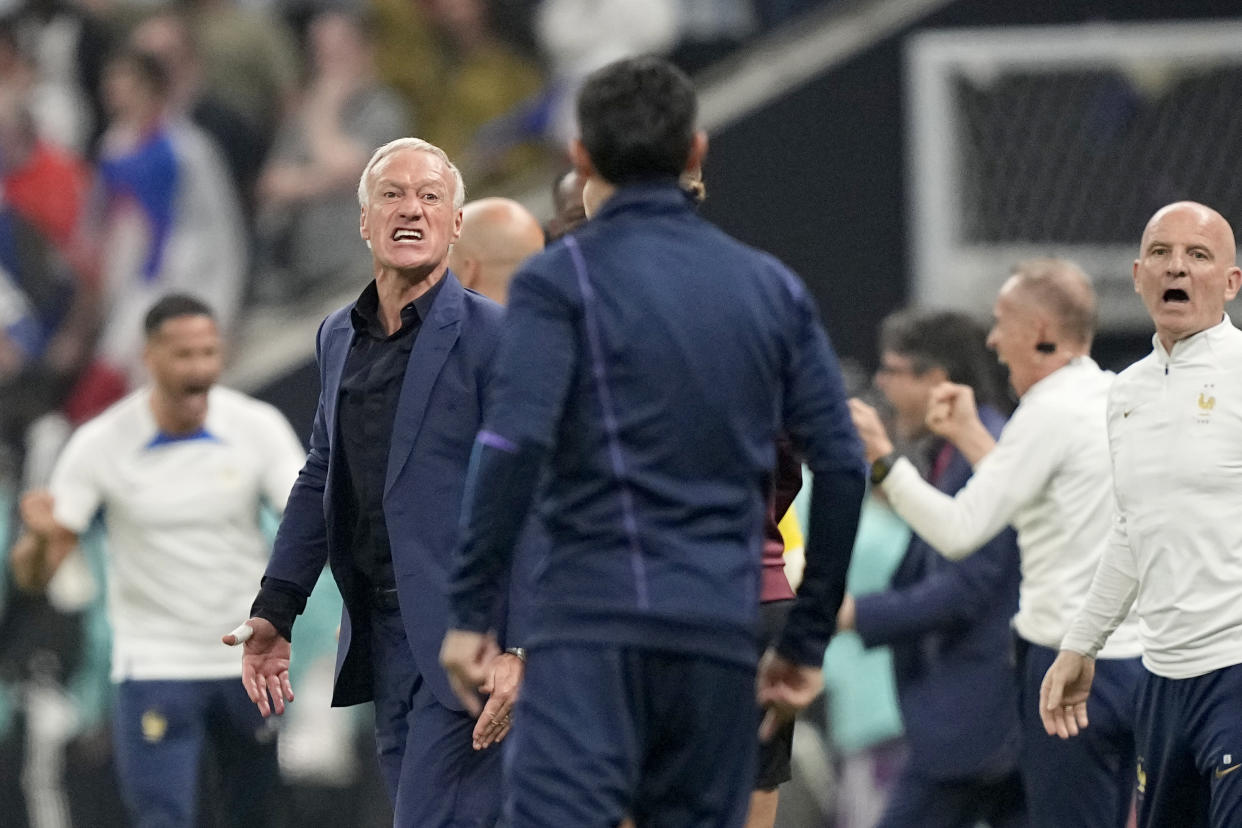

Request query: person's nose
[
  {"left": 398, "top": 192, "right": 423, "bottom": 218},
  {"left": 1167, "top": 248, "right": 1189, "bottom": 277}
]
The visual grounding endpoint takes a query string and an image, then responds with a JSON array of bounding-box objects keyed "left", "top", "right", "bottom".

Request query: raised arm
[
  {"left": 874, "top": 401, "right": 1059, "bottom": 560},
  {"left": 925, "top": 382, "right": 997, "bottom": 465},
  {"left": 10, "top": 490, "right": 80, "bottom": 592}
]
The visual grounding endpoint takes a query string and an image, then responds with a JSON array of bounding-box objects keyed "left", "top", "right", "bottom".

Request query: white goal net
[{"left": 906, "top": 20, "right": 1242, "bottom": 329}]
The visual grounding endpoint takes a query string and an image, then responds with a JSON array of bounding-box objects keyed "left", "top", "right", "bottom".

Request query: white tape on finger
[{"left": 228, "top": 623, "right": 254, "bottom": 645}]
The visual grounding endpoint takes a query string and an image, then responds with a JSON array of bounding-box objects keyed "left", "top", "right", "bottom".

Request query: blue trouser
[
  {"left": 370, "top": 606, "right": 501, "bottom": 827},
  {"left": 1134, "top": 662, "right": 1242, "bottom": 828},
  {"left": 505, "top": 643, "right": 756, "bottom": 828},
  {"left": 877, "top": 766, "right": 1026, "bottom": 828},
  {"left": 1016, "top": 638, "right": 1142, "bottom": 828},
  {"left": 113, "top": 677, "right": 278, "bottom": 828}
]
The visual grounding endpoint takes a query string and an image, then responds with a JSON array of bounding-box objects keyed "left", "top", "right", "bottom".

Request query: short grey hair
[
  {"left": 357, "top": 137, "right": 465, "bottom": 210},
  {"left": 1008, "top": 257, "right": 1098, "bottom": 347}
]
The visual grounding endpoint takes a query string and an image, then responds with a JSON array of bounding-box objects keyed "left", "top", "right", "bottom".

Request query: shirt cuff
[{"left": 250, "top": 577, "right": 309, "bottom": 643}]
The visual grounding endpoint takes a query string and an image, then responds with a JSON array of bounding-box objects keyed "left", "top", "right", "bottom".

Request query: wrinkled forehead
[{"left": 1141, "top": 204, "right": 1235, "bottom": 256}]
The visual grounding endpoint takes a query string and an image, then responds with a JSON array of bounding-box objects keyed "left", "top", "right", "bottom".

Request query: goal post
[{"left": 906, "top": 20, "right": 1242, "bottom": 329}]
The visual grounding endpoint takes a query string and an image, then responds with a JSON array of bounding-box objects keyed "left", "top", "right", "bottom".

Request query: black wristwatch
[{"left": 870, "top": 452, "right": 898, "bottom": 486}]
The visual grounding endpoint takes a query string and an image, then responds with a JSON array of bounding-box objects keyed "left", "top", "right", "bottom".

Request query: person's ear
[
  {"left": 1225, "top": 265, "right": 1242, "bottom": 302},
  {"left": 685, "top": 129, "right": 708, "bottom": 173},
  {"left": 569, "top": 138, "right": 595, "bottom": 180}
]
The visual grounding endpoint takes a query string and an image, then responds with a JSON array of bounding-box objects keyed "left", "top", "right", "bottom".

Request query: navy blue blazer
[
  {"left": 266, "top": 271, "right": 504, "bottom": 711},
  {"left": 854, "top": 406, "right": 1022, "bottom": 781}
]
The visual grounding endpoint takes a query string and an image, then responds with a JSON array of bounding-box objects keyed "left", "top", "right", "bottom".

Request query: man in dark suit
[
  {"left": 224, "top": 137, "right": 516, "bottom": 827},
  {"left": 844, "top": 309, "right": 1026, "bottom": 827}
]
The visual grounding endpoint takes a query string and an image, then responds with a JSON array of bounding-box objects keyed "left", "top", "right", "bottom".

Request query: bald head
[
  {"left": 1006, "top": 258, "right": 1098, "bottom": 348},
  {"left": 1133, "top": 201, "right": 1242, "bottom": 350},
  {"left": 448, "top": 198, "right": 545, "bottom": 304},
  {"left": 1141, "top": 201, "right": 1237, "bottom": 264}
]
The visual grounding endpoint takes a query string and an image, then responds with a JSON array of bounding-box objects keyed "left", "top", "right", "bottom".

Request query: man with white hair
[{"left": 227, "top": 138, "right": 517, "bottom": 827}]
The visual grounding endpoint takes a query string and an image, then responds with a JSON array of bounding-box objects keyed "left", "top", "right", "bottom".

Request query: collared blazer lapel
[
  {"left": 383, "top": 271, "right": 464, "bottom": 496},
  {"left": 320, "top": 311, "right": 355, "bottom": 449}
]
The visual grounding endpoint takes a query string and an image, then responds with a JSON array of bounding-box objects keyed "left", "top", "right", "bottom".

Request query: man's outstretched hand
[{"left": 223, "top": 617, "right": 294, "bottom": 717}]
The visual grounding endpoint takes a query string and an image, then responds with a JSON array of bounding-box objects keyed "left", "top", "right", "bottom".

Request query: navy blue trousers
[
  {"left": 877, "top": 766, "right": 1026, "bottom": 828},
  {"left": 113, "top": 677, "right": 278, "bottom": 828},
  {"left": 1135, "top": 662, "right": 1242, "bottom": 828},
  {"left": 1016, "top": 638, "right": 1142, "bottom": 828},
  {"left": 505, "top": 644, "right": 756, "bottom": 828},
  {"left": 370, "top": 606, "right": 502, "bottom": 827}
]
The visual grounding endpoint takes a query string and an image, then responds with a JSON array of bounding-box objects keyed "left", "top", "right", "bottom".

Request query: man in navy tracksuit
[{"left": 440, "top": 56, "right": 865, "bottom": 827}]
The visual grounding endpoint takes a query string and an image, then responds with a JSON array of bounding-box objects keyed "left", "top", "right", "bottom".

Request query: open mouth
[
  {"left": 1163, "top": 288, "right": 1189, "bottom": 303},
  {"left": 393, "top": 228, "right": 423, "bottom": 242}
]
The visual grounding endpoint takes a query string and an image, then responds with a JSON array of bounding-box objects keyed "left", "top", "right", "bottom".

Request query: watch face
[{"left": 870, "top": 454, "right": 894, "bottom": 485}]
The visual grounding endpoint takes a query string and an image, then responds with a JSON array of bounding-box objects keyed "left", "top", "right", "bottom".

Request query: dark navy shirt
[
  {"left": 337, "top": 278, "right": 442, "bottom": 592},
  {"left": 251, "top": 277, "right": 441, "bottom": 639},
  {"left": 449, "top": 181, "right": 865, "bottom": 668}
]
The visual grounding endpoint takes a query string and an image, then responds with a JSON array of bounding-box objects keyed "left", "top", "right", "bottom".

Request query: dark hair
[
  {"left": 576, "top": 55, "right": 697, "bottom": 185},
  {"left": 879, "top": 308, "right": 1011, "bottom": 413},
  {"left": 144, "top": 293, "right": 214, "bottom": 337}
]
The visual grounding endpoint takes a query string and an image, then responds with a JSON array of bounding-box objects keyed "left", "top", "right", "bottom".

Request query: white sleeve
[
  {"left": 879, "top": 403, "right": 1063, "bottom": 560},
  {"left": 48, "top": 424, "right": 105, "bottom": 534},
  {"left": 257, "top": 406, "right": 307, "bottom": 516},
  {"left": 1060, "top": 509, "right": 1139, "bottom": 657}
]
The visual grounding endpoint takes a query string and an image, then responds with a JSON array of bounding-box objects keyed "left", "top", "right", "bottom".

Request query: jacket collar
[{"left": 594, "top": 178, "right": 695, "bottom": 221}]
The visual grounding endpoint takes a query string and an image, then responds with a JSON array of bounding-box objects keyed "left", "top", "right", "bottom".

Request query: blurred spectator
[
  {"left": 0, "top": 85, "right": 97, "bottom": 480},
  {"left": 823, "top": 493, "right": 909, "bottom": 828},
  {"left": 252, "top": 7, "right": 409, "bottom": 305},
  {"left": 534, "top": 0, "right": 679, "bottom": 145},
  {"left": 673, "top": 0, "right": 758, "bottom": 74},
  {"left": 129, "top": 9, "right": 264, "bottom": 218},
  {"left": 90, "top": 49, "right": 246, "bottom": 389},
  {"left": 371, "top": 0, "right": 540, "bottom": 177},
  {"left": 369, "top": 0, "right": 439, "bottom": 135},
  {"left": 421, "top": 0, "right": 545, "bottom": 185},
  {"left": 0, "top": 2, "right": 112, "bottom": 156},
  {"left": 844, "top": 310, "right": 1025, "bottom": 828},
  {"left": 183, "top": 0, "right": 299, "bottom": 150},
  {"left": 0, "top": 90, "right": 101, "bottom": 826},
  {"left": 544, "top": 167, "right": 587, "bottom": 241}
]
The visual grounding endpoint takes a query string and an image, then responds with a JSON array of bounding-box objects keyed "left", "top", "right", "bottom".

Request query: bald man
[
  {"left": 851, "top": 258, "right": 1142, "bottom": 827},
  {"left": 448, "top": 197, "right": 544, "bottom": 305},
  {"left": 1043, "top": 202, "right": 1242, "bottom": 828}
]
